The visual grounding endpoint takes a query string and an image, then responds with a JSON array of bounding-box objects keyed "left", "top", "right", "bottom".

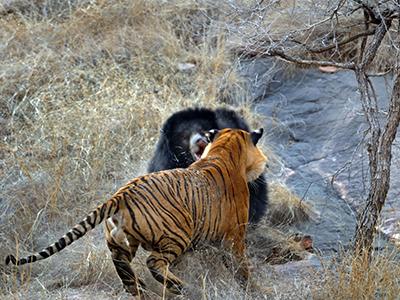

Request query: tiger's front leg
[{"left": 224, "top": 226, "right": 250, "bottom": 287}]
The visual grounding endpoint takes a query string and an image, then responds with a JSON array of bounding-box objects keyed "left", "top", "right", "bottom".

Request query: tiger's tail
[{"left": 5, "top": 196, "right": 120, "bottom": 266}]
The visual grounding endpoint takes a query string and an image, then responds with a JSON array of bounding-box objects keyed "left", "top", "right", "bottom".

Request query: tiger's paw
[
  {"left": 125, "top": 278, "right": 146, "bottom": 296},
  {"left": 166, "top": 281, "right": 184, "bottom": 295}
]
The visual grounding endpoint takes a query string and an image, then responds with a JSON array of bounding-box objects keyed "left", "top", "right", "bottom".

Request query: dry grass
[
  {"left": 0, "top": 0, "right": 295, "bottom": 298},
  {"left": 267, "top": 182, "right": 318, "bottom": 227},
  {"left": 315, "top": 250, "right": 400, "bottom": 300},
  {"left": 1, "top": 0, "right": 399, "bottom": 299},
  {"left": 0, "top": 0, "right": 248, "bottom": 298}
]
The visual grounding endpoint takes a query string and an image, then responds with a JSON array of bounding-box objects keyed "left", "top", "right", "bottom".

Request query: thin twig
[
  {"left": 308, "top": 28, "right": 376, "bottom": 53},
  {"left": 268, "top": 48, "right": 356, "bottom": 69}
]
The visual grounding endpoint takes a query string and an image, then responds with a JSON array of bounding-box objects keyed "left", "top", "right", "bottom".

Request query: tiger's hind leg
[
  {"left": 146, "top": 238, "right": 189, "bottom": 294},
  {"left": 105, "top": 218, "right": 145, "bottom": 296}
]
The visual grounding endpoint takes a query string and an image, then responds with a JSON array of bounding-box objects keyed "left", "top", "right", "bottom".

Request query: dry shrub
[
  {"left": 232, "top": 1, "right": 397, "bottom": 72},
  {"left": 316, "top": 250, "right": 400, "bottom": 300},
  {"left": 247, "top": 224, "right": 314, "bottom": 265},
  {"left": 267, "top": 181, "right": 318, "bottom": 227}
]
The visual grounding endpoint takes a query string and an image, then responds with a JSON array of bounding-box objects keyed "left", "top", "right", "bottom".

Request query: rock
[
  {"left": 273, "top": 253, "right": 322, "bottom": 275},
  {"left": 318, "top": 66, "right": 339, "bottom": 73},
  {"left": 177, "top": 62, "right": 196, "bottom": 73},
  {"left": 246, "top": 65, "right": 396, "bottom": 252}
]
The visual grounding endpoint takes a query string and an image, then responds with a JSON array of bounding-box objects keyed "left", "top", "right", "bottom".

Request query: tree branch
[
  {"left": 236, "top": 46, "right": 356, "bottom": 70},
  {"left": 269, "top": 49, "right": 356, "bottom": 69},
  {"left": 360, "top": 17, "right": 393, "bottom": 68},
  {"left": 307, "top": 28, "right": 376, "bottom": 54}
]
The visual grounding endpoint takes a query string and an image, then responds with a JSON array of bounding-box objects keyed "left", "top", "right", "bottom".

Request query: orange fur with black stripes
[{"left": 5, "top": 128, "right": 267, "bottom": 296}]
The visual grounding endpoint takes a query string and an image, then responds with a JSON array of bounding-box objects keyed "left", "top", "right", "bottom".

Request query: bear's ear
[
  {"left": 251, "top": 128, "right": 263, "bottom": 145},
  {"left": 205, "top": 129, "right": 219, "bottom": 142}
]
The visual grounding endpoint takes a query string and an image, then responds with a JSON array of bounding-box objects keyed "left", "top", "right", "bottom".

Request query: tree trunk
[
  {"left": 353, "top": 14, "right": 399, "bottom": 256},
  {"left": 354, "top": 73, "right": 400, "bottom": 255}
]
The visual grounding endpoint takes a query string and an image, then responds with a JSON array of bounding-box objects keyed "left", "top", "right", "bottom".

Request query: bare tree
[
  {"left": 350, "top": 1, "right": 400, "bottom": 256},
  {"left": 234, "top": 0, "right": 400, "bottom": 256}
]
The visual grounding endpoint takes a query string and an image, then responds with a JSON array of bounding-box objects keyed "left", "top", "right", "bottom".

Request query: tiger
[{"left": 5, "top": 128, "right": 268, "bottom": 296}]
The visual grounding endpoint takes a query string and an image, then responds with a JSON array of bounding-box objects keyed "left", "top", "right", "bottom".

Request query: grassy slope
[{"left": 0, "top": 1, "right": 270, "bottom": 298}]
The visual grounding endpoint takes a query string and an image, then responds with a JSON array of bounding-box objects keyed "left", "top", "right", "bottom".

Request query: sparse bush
[{"left": 316, "top": 250, "right": 400, "bottom": 300}]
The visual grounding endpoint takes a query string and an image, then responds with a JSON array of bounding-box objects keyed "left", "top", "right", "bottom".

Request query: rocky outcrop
[{"left": 242, "top": 60, "right": 398, "bottom": 252}]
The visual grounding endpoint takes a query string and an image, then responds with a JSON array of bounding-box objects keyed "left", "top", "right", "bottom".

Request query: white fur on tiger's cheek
[
  {"left": 247, "top": 166, "right": 264, "bottom": 182},
  {"left": 201, "top": 143, "right": 212, "bottom": 158},
  {"left": 246, "top": 149, "right": 268, "bottom": 182}
]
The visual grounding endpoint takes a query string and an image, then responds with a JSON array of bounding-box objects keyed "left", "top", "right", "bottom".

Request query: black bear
[{"left": 148, "top": 107, "right": 268, "bottom": 224}]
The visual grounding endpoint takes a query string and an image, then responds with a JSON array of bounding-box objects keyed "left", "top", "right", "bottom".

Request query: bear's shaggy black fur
[{"left": 148, "top": 107, "right": 268, "bottom": 224}]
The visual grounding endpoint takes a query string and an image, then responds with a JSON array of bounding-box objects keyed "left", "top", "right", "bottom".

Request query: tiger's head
[{"left": 201, "top": 128, "right": 268, "bottom": 182}]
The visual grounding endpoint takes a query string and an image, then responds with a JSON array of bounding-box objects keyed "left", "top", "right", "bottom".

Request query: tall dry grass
[
  {"left": 315, "top": 250, "right": 400, "bottom": 300},
  {"left": 0, "top": 1, "right": 248, "bottom": 298}
]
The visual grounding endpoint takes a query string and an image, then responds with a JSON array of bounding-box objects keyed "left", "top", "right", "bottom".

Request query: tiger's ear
[
  {"left": 205, "top": 129, "right": 219, "bottom": 142},
  {"left": 251, "top": 128, "right": 263, "bottom": 145}
]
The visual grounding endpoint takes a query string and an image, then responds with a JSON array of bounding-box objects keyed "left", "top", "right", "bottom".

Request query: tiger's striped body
[{"left": 6, "top": 128, "right": 267, "bottom": 295}]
